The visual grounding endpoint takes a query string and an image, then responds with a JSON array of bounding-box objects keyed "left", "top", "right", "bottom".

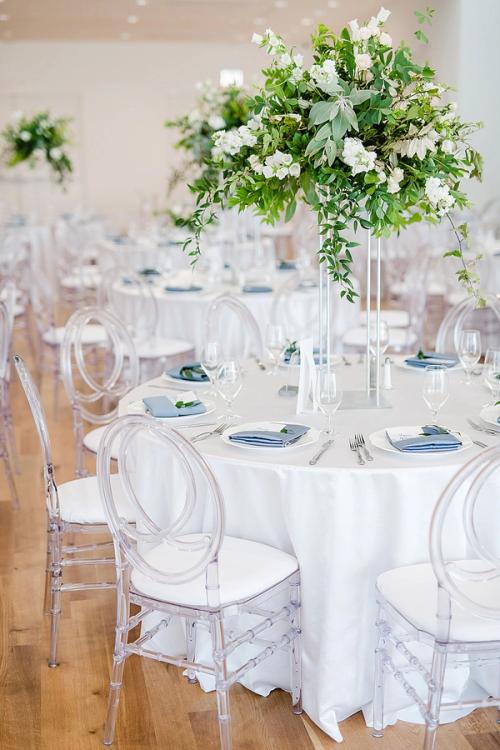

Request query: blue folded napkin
[
  {"left": 242, "top": 284, "right": 273, "bottom": 293},
  {"left": 278, "top": 260, "right": 297, "bottom": 271},
  {"left": 404, "top": 351, "right": 458, "bottom": 368},
  {"left": 228, "top": 423, "right": 310, "bottom": 447},
  {"left": 143, "top": 395, "right": 206, "bottom": 418},
  {"left": 164, "top": 285, "right": 203, "bottom": 293},
  {"left": 386, "top": 425, "right": 462, "bottom": 453},
  {"left": 166, "top": 362, "right": 208, "bottom": 382}
]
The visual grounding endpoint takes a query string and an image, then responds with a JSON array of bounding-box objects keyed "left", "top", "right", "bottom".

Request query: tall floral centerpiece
[
  {"left": 1, "top": 111, "right": 73, "bottom": 186},
  {"left": 164, "top": 81, "right": 250, "bottom": 227}
]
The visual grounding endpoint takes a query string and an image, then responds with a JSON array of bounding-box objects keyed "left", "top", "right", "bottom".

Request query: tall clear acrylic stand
[{"left": 319, "top": 230, "right": 391, "bottom": 410}]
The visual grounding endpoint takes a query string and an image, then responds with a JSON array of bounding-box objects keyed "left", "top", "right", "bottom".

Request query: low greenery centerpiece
[
  {"left": 182, "top": 7, "right": 483, "bottom": 304},
  {"left": 1, "top": 111, "right": 73, "bottom": 186}
]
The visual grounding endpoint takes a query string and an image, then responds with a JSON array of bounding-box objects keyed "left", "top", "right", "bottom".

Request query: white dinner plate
[
  {"left": 161, "top": 372, "right": 207, "bottom": 389},
  {"left": 369, "top": 425, "right": 473, "bottom": 456},
  {"left": 479, "top": 405, "right": 500, "bottom": 432},
  {"left": 221, "top": 421, "right": 320, "bottom": 451},
  {"left": 127, "top": 396, "right": 215, "bottom": 424},
  {"left": 393, "top": 356, "right": 462, "bottom": 373}
]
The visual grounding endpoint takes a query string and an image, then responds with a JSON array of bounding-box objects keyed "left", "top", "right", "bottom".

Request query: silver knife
[{"left": 309, "top": 439, "right": 334, "bottom": 466}]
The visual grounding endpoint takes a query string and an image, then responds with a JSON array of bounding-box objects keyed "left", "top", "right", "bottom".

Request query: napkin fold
[
  {"left": 166, "top": 362, "right": 208, "bottom": 382},
  {"left": 228, "top": 423, "right": 309, "bottom": 447},
  {"left": 164, "top": 285, "right": 203, "bottom": 293},
  {"left": 404, "top": 351, "right": 458, "bottom": 368},
  {"left": 386, "top": 425, "right": 462, "bottom": 453},
  {"left": 278, "top": 260, "right": 297, "bottom": 271},
  {"left": 143, "top": 395, "right": 206, "bottom": 418},
  {"left": 242, "top": 284, "right": 273, "bottom": 293}
]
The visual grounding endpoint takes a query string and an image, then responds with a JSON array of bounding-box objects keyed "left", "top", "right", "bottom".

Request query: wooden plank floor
[{"left": 1, "top": 337, "right": 499, "bottom": 749}]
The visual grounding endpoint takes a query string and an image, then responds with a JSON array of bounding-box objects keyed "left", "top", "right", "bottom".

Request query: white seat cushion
[
  {"left": 131, "top": 534, "right": 298, "bottom": 608},
  {"left": 83, "top": 425, "right": 120, "bottom": 457},
  {"left": 134, "top": 337, "right": 193, "bottom": 359},
  {"left": 59, "top": 474, "right": 134, "bottom": 525},
  {"left": 43, "top": 323, "right": 107, "bottom": 347},
  {"left": 377, "top": 561, "right": 500, "bottom": 642}
]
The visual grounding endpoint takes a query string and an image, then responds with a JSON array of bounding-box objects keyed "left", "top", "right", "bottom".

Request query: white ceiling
[{"left": 0, "top": 0, "right": 419, "bottom": 45}]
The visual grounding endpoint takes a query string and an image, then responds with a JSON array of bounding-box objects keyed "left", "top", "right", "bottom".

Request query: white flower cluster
[
  {"left": 252, "top": 28, "right": 285, "bottom": 55},
  {"left": 342, "top": 137, "right": 377, "bottom": 175},
  {"left": 250, "top": 150, "right": 301, "bottom": 180},
  {"left": 349, "top": 7, "right": 392, "bottom": 46},
  {"left": 425, "top": 177, "right": 455, "bottom": 215},
  {"left": 309, "top": 59, "right": 338, "bottom": 94},
  {"left": 393, "top": 124, "right": 439, "bottom": 160},
  {"left": 208, "top": 114, "right": 226, "bottom": 130},
  {"left": 212, "top": 124, "right": 257, "bottom": 159},
  {"left": 49, "top": 147, "right": 63, "bottom": 161},
  {"left": 387, "top": 167, "right": 404, "bottom": 194}
]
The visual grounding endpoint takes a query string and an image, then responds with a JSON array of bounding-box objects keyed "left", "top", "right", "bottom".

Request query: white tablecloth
[
  {"left": 118, "top": 362, "right": 500, "bottom": 741},
  {"left": 111, "top": 272, "right": 360, "bottom": 358}
]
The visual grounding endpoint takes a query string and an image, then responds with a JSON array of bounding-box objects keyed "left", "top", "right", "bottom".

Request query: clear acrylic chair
[
  {"left": 0, "top": 301, "right": 19, "bottom": 507},
  {"left": 99, "top": 267, "right": 194, "bottom": 379},
  {"left": 97, "top": 414, "right": 302, "bottom": 750},
  {"left": 372, "top": 444, "right": 500, "bottom": 749},
  {"left": 13, "top": 354, "right": 135, "bottom": 668},
  {"left": 435, "top": 294, "right": 500, "bottom": 354},
  {"left": 61, "top": 306, "right": 140, "bottom": 478},
  {"left": 205, "top": 294, "right": 264, "bottom": 363}
]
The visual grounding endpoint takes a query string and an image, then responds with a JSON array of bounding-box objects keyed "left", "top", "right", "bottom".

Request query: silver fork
[
  {"left": 356, "top": 433, "right": 373, "bottom": 461},
  {"left": 349, "top": 437, "right": 365, "bottom": 465},
  {"left": 467, "top": 418, "right": 499, "bottom": 436},
  {"left": 191, "top": 422, "right": 228, "bottom": 443}
]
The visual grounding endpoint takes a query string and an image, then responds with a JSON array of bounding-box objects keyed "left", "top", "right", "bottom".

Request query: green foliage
[{"left": 1, "top": 111, "right": 73, "bottom": 186}]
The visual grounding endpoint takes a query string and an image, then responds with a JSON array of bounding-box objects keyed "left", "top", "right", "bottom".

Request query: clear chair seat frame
[
  {"left": 98, "top": 414, "right": 302, "bottom": 750},
  {"left": 372, "top": 444, "right": 500, "bottom": 750}
]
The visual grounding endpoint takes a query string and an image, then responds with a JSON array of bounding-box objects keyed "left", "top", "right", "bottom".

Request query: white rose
[
  {"left": 20, "top": 131, "right": 31, "bottom": 142},
  {"left": 252, "top": 33, "right": 263, "bottom": 45},
  {"left": 355, "top": 53, "right": 372, "bottom": 71},
  {"left": 379, "top": 32, "right": 392, "bottom": 46},
  {"left": 441, "top": 139, "right": 455, "bottom": 154},
  {"left": 377, "top": 7, "right": 391, "bottom": 23},
  {"left": 49, "top": 147, "right": 63, "bottom": 160},
  {"left": 289, "top": 162, "right": 301, "bottom": 177},
  {"left": 208, "top": 115, "right": 226, "bottom": 130}
]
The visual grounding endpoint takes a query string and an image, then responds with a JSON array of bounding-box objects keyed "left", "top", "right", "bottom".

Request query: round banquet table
[
  {"left": 118, "top": 361, "right": 500, "bottom": 742},
  {"left": 111, "top": 271, "right": 361, "bottom": 358}
]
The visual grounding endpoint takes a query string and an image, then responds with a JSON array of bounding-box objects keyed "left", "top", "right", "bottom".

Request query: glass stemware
[
  {"left": 369, "top": 320, "right": 390, "bottom": 358},
  {"left": 266, "top": 323, "right": 286, "bottom": 375},
  {"left": 458, "top": 329, "right": 481, "bottom": 385},
  {"left": 216, "top": 360, "right": 243, "bottom": 420},
  {"left": 483, "top": 349, "right": 500, "bottom": 404},
  {"left": 200, "top": 341, "right": 220, "bottom": 397},
  {"left": 316, "top": 369, "right": 343, "bottom": 437},
  {"left": 423, "top": 365, "right": 449, "bottom": 422}
]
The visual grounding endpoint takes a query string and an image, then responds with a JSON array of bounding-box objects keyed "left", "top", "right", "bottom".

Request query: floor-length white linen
[{"left": 119, "top": 362, "right": 500, "bottom": 741}]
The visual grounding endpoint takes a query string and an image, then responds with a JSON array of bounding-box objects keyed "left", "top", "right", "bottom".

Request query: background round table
[{"left": 118, "top": 361, "right": 500, "bottom": 741}]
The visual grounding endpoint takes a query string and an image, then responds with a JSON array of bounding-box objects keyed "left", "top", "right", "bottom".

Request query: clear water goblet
[
  {"left": 216, "top": 360, "right": 243, "bottom": 421},
  {"left": 423, "top": 365, "right": 449, "bottom": 422},
  {"left": 201, "top": 341, "right": 220, "bottom": 397},
  {"left": 266, "top": 323, "right": 286, "bottom": 375},
  {"left": 316, "top": 369, "right": 343, "bottom": 437},
  {"left": 458, "top": 329, "right": 481, "bottom": 385}
]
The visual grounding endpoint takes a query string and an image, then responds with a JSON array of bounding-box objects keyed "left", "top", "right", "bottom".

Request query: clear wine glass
[
  {"left": 483, "top": 349, "right": 500, "bottom": 403},
  {"left": 423, "top": 365, "right": 449, "bottom": 422},
  {"left": 369, "top": 320, "right": 390, "bottom": 357},
  {"left": 200, "top": 341, "right": 220, "bottom": 397},
  {"left": 216, "top": 360, "right": 243, "bottom": 420},
  {"left": 458, "top": 329, "right": 481, "bottom": 385},
  {"left": 266, "top": 323, "right": 286, "bottom": 375},
  {"left": 316, "top": 369, "right": 343, "bottom": 437}
]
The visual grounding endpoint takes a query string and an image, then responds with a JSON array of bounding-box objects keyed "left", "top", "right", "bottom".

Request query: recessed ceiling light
[
  {"left": 327, "top": 0, "right": 339, "bottom": 7},
  {"left": 120, "top": 32, "right": 131, "bottom": 40},
  {"left": 300, "top": 17, "right": 312, "bottom": 26},
  {"left": 127, "top": 14, "right": 139, "bottom": 24},
  {"left": 0, "top": 13, "right": 9, "bottom": 21},
  {"left": 274, "top": 0, "right": 288, "bottom": 7}
]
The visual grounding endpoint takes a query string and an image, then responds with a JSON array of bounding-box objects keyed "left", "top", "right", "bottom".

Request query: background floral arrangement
[
  {"left": 184, "top": 7, "right": 483, "bottom": 304},
  {"left": 1, "top": 111, "right": 73, "bottom": 186},
  {"left": 164, "top": 80, "right": 250, "bottom": 226}
]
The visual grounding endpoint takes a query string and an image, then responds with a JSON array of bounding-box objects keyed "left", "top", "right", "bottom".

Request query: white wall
[{"left": 0, "top": 41, "right": 263, "bottom": 221}]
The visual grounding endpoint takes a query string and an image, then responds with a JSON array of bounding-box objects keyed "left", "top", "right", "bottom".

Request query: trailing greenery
[
  {"left": 181, "top": 7, "right": 483, "bottom": 304},
  {"left": 1, "top": 111, "right": 73, "bottom": 186}
]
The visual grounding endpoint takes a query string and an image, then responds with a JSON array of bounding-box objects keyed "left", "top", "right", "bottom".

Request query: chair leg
[
  {"left": 210, "top": 613, "right": 232, "bottom": 750},
  {"left": 186, "top": 618, "right": 198, "bottom": 684},
  {"left": 0, "top": 424, "right": 19, "bottom": 509},
  {"left": 52, "top": 346, "right": 60, "bottom": 421},
  {"left": 48, "top": 523, "right": 62, "bottom": 668},
  {"left": 103, "top": 574, "right": 131, "bottom": 746},
  {"left": 43, "top": 524, "right": 54, "bottom": 615},
  {"left": 289, "top": 576, "right": 302, "bottom": 715},
  {"left": 423, "top": 645, "right": 447, "bottom": 750},
  {"left": 372, "top": 607, "right": 388, "bottom": 738},
  {"left": 4, "top": 401, "right": 20, "bottom": 474}
]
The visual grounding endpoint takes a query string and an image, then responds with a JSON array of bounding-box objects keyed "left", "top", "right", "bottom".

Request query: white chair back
[{"left": 436, "top": 294, "right": 500, "bottom": 354}]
